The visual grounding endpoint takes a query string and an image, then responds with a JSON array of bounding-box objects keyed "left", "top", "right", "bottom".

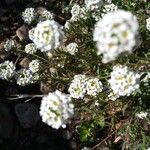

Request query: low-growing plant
[{"left": 1, "top": 0, "right": 150, "bottom": 149}]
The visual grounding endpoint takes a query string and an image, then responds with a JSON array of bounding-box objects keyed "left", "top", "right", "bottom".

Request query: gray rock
[
  {"left": 16, "top": 25, "right": 29, "bottom": 41},
  {"left": 19, "top": 57, "right": 30, "bottom": 68},
  {"left": 40, "top": 81, "right": 51, "bottom": 94},
  {"left": 36, "top": 7, "right": 47, "bottom": 16},
  {"left": 15, "top": 103, "right": 40, "bottom": 128}
]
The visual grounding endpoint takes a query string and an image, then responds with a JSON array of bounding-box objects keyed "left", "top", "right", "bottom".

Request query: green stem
[
  {"left": 16, "top": 49, "right": 50, "bottom": 63},
  {"left": 51, "top": 76, "right": 70, "bottom": 81}
]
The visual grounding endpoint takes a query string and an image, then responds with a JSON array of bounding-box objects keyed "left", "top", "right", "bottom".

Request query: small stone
[
  {"left": 16, "top": 25, "right": 29, "bottom": 41},
  {"left": 40, "top": 81, "right": 51, "bottom": 94},
  {"left": 36, "top": 7, "right": 47, "bottom": 16},
  {"left": 19, "top": 57, "right": 30, "bottom": 68},
  {"left": 15, "top": 103, "right": 40, "bottom": 128}
]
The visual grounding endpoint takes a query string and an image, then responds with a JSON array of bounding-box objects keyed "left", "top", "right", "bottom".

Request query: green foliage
[{"left": 78, "top": 122, "right": 94, "bottom": 142}]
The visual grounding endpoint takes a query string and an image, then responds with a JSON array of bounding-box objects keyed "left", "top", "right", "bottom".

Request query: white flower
[
  {"left": 65, "top": 42, "right": 78, "bottom": 55},
  {"left": 86, "top": 78, "right": 103, "bottom": 96},
  {"left": 38, "top": 10, "right": 54, "bottom": 22},
  {"left": 93, "top": 10, "right": 139, "bottom": 63},
  {"left": 82, "top": 147, "right": 90, "bottom": 150},
  {"left": 102, "top": 3, "right": 118, "bottom": 17},
  {"left": 64, "top": 20, "right": 71, "bottom": 30},
  {"left": 68, "top": 75, "right": 87, "bottom": 99},
  {"left": 136, "top": 112, "right": 148, "bottom": 119},
  {"left": 71, "top": 4, "right": 81, "bottom": 17},
  {"left": 4, "top": 39, "right": 16, "bottom": 51},
  {"left": 78, "top": 7, "right": 87, "bottom": 20},
  {"left": 106, "top": 0, "right": 112, "bottom": 3},
  {"left": 0, "top": 61, "right": 15, "bottom": 80},
  {"left": 29, "top": 60, "right": 40, "bottom": 73},
  {"left": 46, "top": 52, "right": 53, "bottom": 58},
  {"left": 22, "top": 8, "right": 36, "bottom": 24},
  {"left": 95, "top": 100, "right": 99, "bottom": 106},
  {"left": 108, "top": 91, "right": 119, "bottom": 101},
  {"left": 25, "top": 43, "right": 37, "bottom": 54},
  {"left": 108, "top": 65, "right": 140, "bottom": 96},
  {"left": 69, "top": 81, "right": 86, "bottom": 99},
  {"left": 71, "top": 4, "right": 87, "bottom": 21},
  {"left": 85, "top": 0, "right": 103, "bottom": 11},
  {"left": 40, "top": 90, "right": 74, "bottom": 129},
  {"left": 74, "top": 74, "right": 87, "bottom": 82},
  {"left": 16, "top": 69, "right": 33, "bottom": 86},
  {"left": 32, "top": 20, "right": 64, "bottom": 52},
  {"left": 16, "top": 69, "right": 39, "bottom": 86},
  {"left": 84, "top": 0, "right": 112, "bottom": 21},
  {"left": 93, "top": 14, "right": 101, "bottom": 21},
  {"left": 146, "top": 17, "right": 150, "bottom": 31}
]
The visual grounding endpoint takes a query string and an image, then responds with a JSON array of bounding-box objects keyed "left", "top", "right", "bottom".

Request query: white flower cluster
[
  {"left": 0, "top": 61, "right": 15, "bottom": 80},
  {"left": 64, "top": 3, "right": 89, "bottom": 29},
  {"left": 25, "top": 43, "right": 37, "bottom": 54},
  {"left": 92, "top": 3, "right": 118, "bottom": 21},
  {"left": 16, "top": 69, "right": 33, "bottom": 86},
  {"left": 69, "top": 75, "right": 103, "bottom": 99},
  {"left": 146, "top": 17, "right": 150, "bottom": 31},
  {"left": 136, "top": 112, "right": 148, "bottom": 119},
  {"left": 22, "top": 8, "right": 36, "bottom": 24},
  {"left": 64, "top": 42, "right": 78, "bottom": 55},
  {"left": 4, "top": 39, "right": 16, "bottom": 51},
  {"left": 31, "top": 20, "right": 64, "bottom": 52},
  {"left": 93, "top": 10, "right": 139, "bottom": 63},
  {"left": 86, "top": 78, "right": 103, "bottom": 96},
  {"left": 38, "top": 10, "right": 54, "bottom": 22},
  {"left": 108, "top": 65, "right": 140, "bottom": 96},
  {"left": 70, "top": 4, "right": 87, "bottom": 22},
  {"left": 69, "top": 75, "right": 87, "bottom": 99},
  {"left": 16, "top": 69, "right": 39, "bottom": 86},
  {"left": 40, "top": 90, "right": 74, "bottom": 129},
  {"left": 84, "top": 0, "right": 113, "bottom": 21},
  {"left": 29, "top": 60, "right": 40, "bottom": 73}
]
